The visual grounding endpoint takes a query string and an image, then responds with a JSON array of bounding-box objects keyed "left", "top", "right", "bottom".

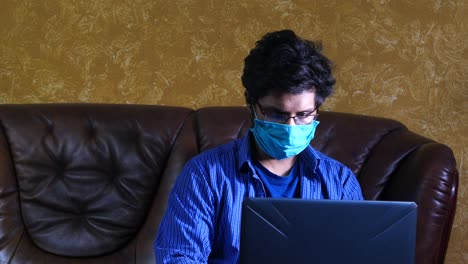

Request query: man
[{"left": 155, "top": 29, "right": 363, "bottom": 263}]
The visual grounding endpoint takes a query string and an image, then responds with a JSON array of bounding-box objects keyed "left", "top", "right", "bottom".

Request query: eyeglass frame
[{"left": 255, "top": 102, "right": 320, "bottom": 125}]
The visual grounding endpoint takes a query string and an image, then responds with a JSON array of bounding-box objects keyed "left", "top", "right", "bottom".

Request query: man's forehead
[{"left": 258, "top": 92, "right": 317, "bottom": 112}]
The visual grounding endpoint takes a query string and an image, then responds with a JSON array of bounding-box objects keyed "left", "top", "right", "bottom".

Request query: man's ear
[
  {"left": 245, "top": 91, "right": 254, "bottom": 113},
  {"left": 247, "top": 103, "right": 254, "bottom": 113}
]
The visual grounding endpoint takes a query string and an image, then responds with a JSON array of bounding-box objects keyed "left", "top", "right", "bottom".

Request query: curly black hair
[{"left": 241, "top": 29, "right": 335, "bottom": 108}]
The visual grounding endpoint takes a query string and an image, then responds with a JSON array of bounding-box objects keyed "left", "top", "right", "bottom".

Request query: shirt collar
[
  {"left": 237, "top": 133, "right": 255, "bottom": 173},
  {"left": 299, "top": 143, "right": 321, "bottom": 172}
]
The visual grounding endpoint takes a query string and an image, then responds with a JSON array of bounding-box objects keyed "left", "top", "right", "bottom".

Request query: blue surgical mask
[{"left": 250, "top": 119, "right": 320, "bottom": 160}]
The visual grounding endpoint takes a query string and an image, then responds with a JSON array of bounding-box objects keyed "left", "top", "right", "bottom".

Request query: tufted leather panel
[
  {"left": 0, "top": 105, "right": 458, "bottom": 264},
  {"left": 0, "top": 104, "right": 193, "bottom": 262}
]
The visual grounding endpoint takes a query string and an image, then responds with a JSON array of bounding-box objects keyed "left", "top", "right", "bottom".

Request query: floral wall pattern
[{"left": 0, "top": 0, "right": 466, "bottom": 262}]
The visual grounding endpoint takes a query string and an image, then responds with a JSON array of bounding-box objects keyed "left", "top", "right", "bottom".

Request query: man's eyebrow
[
  {"left": 298, "top": 108, "right": 317, "bottom": 113},
  {"left": 261, "top": 106, "right": 288, "bottom": 114},
  {"left": 263, "top": 106, "right": 317, "bottom": 114}
]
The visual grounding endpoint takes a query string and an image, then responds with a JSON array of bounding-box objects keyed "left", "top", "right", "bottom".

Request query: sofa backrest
[{"left": 0, "top": 104, "right": 458, "bottom": 264}]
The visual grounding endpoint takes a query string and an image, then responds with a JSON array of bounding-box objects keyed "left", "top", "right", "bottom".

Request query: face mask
[{"left": 250, "top": 119, "right": 320, "bottom": 160}]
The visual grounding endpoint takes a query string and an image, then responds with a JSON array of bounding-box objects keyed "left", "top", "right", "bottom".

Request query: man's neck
[{"left": 254, "top": 146, "right": 297, "bottom": 176}]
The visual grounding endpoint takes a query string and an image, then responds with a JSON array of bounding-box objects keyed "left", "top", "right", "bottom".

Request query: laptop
[{"left": 240, "top": 198, "right": 417, "bottom": 264}]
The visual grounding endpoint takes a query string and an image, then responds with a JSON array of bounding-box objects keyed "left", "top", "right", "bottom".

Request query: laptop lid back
[{"left": 240, "top": 198, "right": 417, "bottom": 264}]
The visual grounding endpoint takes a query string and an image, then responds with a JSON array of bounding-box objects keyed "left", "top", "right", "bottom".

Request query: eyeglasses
[{"left": 256, "top": 102, "right": 319, "bottom": 125}]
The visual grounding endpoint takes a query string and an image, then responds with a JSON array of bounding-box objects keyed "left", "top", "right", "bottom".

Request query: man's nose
[{"left": 285, "top": 117, "right": 296, "bottom": 125}]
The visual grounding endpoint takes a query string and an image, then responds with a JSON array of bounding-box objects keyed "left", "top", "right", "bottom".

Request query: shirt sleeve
[
  {"left": 154, "top": 158, "right": 215, "bottom": 264},
  {"left": 341, "top": 168, "right": 364, "bottom": 200}
]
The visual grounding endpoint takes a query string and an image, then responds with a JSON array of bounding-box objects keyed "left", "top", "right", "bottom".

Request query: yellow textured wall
[{"left": 0, "top": 0, "right": 466, "bottom": 262}]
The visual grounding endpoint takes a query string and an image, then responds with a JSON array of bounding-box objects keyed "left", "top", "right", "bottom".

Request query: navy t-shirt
[{"left": 253, "top": 161, "right": 300, "bottom": 198}]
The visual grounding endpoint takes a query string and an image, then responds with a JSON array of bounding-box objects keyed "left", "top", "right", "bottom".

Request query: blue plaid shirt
[{"left": 155, "top": 134, "right": 363, "bottom": 264}]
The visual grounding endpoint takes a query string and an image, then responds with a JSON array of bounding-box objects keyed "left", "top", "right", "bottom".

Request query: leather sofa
[{"left": 0, "top": 104, "right": 458, "bottom": 264}]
